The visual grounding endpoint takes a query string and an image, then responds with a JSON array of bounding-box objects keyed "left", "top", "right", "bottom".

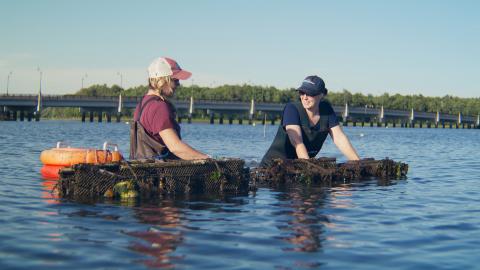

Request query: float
[{"left": 40, "top": 141, "right": 123, "bottom": 179}]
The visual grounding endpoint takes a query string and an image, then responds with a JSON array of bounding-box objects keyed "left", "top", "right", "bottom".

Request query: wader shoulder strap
[
  {"left": 135, "top": 95, "right": 162, "bottom": 121},
  {"left": 293, "top": 101, "right": 330, "bottom": 132},
  {"left": 293, "top": 102, "right": 310, "bottom": 128},
  {"left": 129, "top": 96, "right": 165, "bottom": 160}
]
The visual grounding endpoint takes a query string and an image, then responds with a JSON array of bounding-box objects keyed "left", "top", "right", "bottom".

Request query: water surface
[{"left": 0, "top": 121, "right": 479, "bottom": 269}]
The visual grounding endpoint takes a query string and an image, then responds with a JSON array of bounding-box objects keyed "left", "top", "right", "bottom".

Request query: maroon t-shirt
[{"left": 133, "top": 95, "right": 181, "bottom": 145}]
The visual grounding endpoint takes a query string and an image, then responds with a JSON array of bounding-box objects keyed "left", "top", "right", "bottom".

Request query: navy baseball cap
[{"left": 296, "top": 75, "right": 328, "bottom": 96}]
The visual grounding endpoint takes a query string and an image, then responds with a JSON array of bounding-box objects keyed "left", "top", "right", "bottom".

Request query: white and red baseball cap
[{"left": 147, "top": 57, "right": 192, "bottom": 80}]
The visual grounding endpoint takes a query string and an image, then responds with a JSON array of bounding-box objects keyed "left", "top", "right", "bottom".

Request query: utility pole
[
  {"left": 117, "top": 72, "right": 123, "bottom": 88},
  {"left": 6, "top": 71, "right": 12, "bottom": 95},
  {"left": 81, "top": 74, "right": 88, "bottom": 89},
  {"left": 37, "top": 67, "right": 42, "bottom": 95}
]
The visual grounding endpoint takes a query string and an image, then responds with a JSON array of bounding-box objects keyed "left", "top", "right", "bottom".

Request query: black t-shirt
[
  {"left": 260, "top": 100, "right": 339, "bottom": 166},
  {"left": 282, "top": 102, "right": 339, "bottom": 130}
]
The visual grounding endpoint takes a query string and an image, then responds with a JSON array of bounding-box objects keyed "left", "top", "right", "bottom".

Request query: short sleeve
[
  {"left": 319, "top": 100, "right": 339, "bottom": 128},
  {"left": 282, "top": 103, "right": 301, "bottom": 127},
  {"left": 328, "top": 113, "right": 339, "bottom": 128},
  {"left": 143, "top": 101, "right": 175, "bottom": 134}
]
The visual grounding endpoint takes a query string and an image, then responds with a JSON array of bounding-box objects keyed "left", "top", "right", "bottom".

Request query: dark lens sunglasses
[{"left": 298, "top": 90, "right": 316, "bottom": 97}]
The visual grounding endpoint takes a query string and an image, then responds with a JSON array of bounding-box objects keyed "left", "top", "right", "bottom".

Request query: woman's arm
[
  {"left": 329, "top": 126, "right": 360, "bottom": 160},
  {"left": 159, "top": 128, "right": 209, "bottom": 160},
  {"left": 285, "top": 125, "right": 310, "bottom": 159}
]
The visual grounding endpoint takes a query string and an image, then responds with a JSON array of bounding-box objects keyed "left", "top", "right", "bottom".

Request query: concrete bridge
[{"left": 0, "top": 94, "right": 479, "bottom": 128}]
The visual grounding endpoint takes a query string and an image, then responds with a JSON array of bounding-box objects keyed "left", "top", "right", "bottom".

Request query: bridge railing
[{"left": 0, "top": 94, "right": 478, "bottom": 123}]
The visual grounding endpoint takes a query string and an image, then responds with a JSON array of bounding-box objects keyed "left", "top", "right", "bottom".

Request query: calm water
[{"left": 1, "top": 120, "right": 479, "bottom": 269}]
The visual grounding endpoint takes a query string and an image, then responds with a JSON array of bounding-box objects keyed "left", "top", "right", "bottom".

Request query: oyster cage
[
  {"left": 250, "top": 158, "right": 409, "bottom": 187},
  {"left": 56, "top": 157, "right": 408, "bottom": 202},
  {"left": 57, "top": 158, "right": 250, "bottom": 201}
]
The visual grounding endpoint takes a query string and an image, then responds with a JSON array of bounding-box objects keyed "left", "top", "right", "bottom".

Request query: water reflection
[
  {"left": 275, "top": 187, "right": 329, "bottom": 252},
  {"left": 41, "top": 178, "right": 60, "bottom": 205},
  {"left": 274, "top": 178, "right": 398, "bottom": 253},
  {"left": 126, "top": 201, "right": 184, "bottom": 268},
  {"left": 126, "top": 194, "right": 247, "bottom": 268}
]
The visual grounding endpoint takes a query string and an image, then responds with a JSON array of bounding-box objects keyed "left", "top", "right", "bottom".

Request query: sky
[{"left": 0, "top": 0, "right": 479, "bottom": 97}]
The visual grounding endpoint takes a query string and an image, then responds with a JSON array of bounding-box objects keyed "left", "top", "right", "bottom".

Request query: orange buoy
[
  {"left": 40, "top": 148, "right": 122, "bottom": 166},
  {"left": 40, "top": 142, "right": 123, "bottom": 177},
  {"left": 40, "top": 164, "right": 65, "bottom": 179}
]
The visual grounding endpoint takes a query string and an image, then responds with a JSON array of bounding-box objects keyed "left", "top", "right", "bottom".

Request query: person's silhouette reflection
[
  {"left": 277, "top": 187, "right": 330, "bottom": 252},
  {"left": 125, "top": 201, "right": 184, "bottom": 268}
]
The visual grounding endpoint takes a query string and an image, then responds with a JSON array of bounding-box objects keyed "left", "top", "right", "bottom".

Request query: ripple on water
[{"left": 1, "top": 122, "right": 480, "bottom": 269}]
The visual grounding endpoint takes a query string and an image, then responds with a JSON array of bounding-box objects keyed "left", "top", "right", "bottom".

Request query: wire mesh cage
[
  {"left": 56, "top": 157, "right": 408, "bottom": 202},
  {"left": 251, "top": 158, "right": 409, "bottom": 187},
  {"left": 57, "top": 158, "right": 250, "bottom": 201}
]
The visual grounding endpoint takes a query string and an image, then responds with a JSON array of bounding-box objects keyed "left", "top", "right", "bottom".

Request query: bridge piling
[
  {"left": 98, "top": 112, "right": 102, "bottom": 123},
  {"left": 209, "top": 112, "right": 214, "bottom": 124},
  {"left": 228, "top": 116, "right": 233, "bottom": 125},
  {"left": 20, "top": 111, "right": 25, "bottom": 121},
  {"left": 106, "top": 112, "right": 112, "bottom": 123},
  {"left": 116, "top": 113, "right": 121, "bottom": 123},
  {"left": 238, "top": 117, "right": 243, "bottom": 125},
  {"left": 27, "top": 112, "right": 32, "bottom": 122},
  {"left": 219, "top": 114, "right": 224, "bottom": 125},
  {"left": 271, "top": 117, "right": 275, "bottom": 125},
  {"left": 89, "top": 111, "right": 94, "bottom": 122},
  {"left": 81, "top": 112, "right": 86, "bottom": 122},
  {"left": 34, "top": 111, "right": 40, "bottom": 121}
]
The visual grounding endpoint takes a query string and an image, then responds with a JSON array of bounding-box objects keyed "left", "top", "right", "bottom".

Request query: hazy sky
[{"left": 1, "top": 0, "right": 479, "bottom": 97}]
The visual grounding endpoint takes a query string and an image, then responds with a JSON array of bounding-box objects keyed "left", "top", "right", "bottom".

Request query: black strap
[{"left": 135, "top": 95, "right": 162, "bottom": 121}]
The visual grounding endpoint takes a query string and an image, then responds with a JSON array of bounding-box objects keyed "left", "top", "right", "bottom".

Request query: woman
[
  {"left": 130, "top": 57, "right": 209, "bottom": 160},
  {"left": 260, "top": 75, "right": 359, "bottom": 166}
]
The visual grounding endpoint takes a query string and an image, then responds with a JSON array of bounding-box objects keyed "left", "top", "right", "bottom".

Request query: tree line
[{"left": 70, "top": 83, "right": 480, "bottom": 116}]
